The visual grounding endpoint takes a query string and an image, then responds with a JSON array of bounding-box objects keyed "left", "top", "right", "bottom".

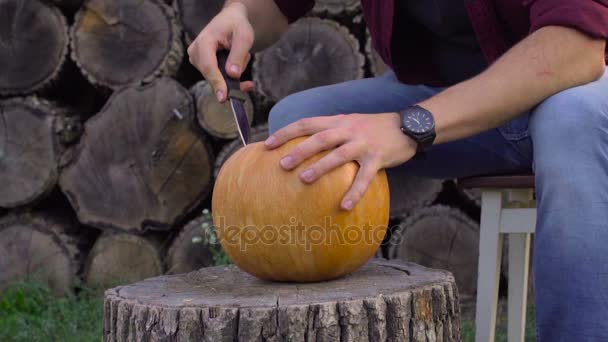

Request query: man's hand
[
  {"left": 187, "top": 3, "right": 255, "bottom": 103},
  {"left": 265, "top": 113, "right": 417, "bottom": 211}
]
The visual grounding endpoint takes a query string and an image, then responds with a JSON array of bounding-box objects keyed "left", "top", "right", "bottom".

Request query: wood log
[
  {"left": 213, "top": 124, "right": 268, "bottom": 178},
  {"left": 166, "top": 212, "right": 215, "bottom": 274},
  {"left": 388, "top": 206, "right": 479, "bottom": 298},
  {"left": 0, "top": 0, "right": 69, "bottom": 95},
  {"left": 103, "top": 259, "right": 461, "bottom": 341},
  {"left": 174, "top": 0, "right": 223, "bottom": 43},
  {"left": 0, "top": 97, "right": 76, "bottom": 208},
  {"left": 84, "top": 232, "right": 163, "bottom": 288},
  {"left": 0, "top": 212, "right": 87, "bottom": 295},
  {"left": 365, "top": 34, "right": 389, "bottom": 77},
  {"left": 313, "top": 0, "right": 360, "bottom": 16},
  {"left": 70, "top": 0, "right": 183, "bottom": 90},
  {"left": 191, "top": 80, "right": 254, "bottom": 140},
  {"left": 253, "top": 18, "right": 365, "bottom": 102},
  {"left": 386, "top": 168, "right": 444, "bottom": 218},
  {"left": 59, "top": 78, "right": 214, "bottom": 233}
]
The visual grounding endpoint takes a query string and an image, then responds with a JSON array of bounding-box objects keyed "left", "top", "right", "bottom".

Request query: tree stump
[
  {"left": 0, "top": 97, "right": 70, "bottom": 208},
  {"left": 60, "top": 78, "right": 214, "bottom": 233},
  {"left": 174, "top": 0, "right": 223, "bottom": 43},
  {"left": 213, "top": 124, "right": 269, "bottom": 178},
  {"left": 312, "top": 0, "right": 361, "bottom": 16},
  {"left": 388, "top": 206, "right": 479, "bottom": 298},
  {"left": 103, "top": 259, "right": 460, "bottom": 341},
  {"left": 70, "top": 0, "right": 182, "bottom": 90},
  {"left": 386, "top": 169, "right": 444, "bottom": 218},
  {"left": 0, "top": 213, "right": 88, "bottom": 295},
  {"left": 0, "top": 0, "right": 69, "bottom": 95},
  {"left": 85, "top": 232, "right": 164, "bottom": 288},
  {"left": 253, "top": 18, "right": 365, "bottom": 102},
  {"left": 166, "top": 213, "right": 215, "bottom": 274},
  {"left": 191, "top": 80, "right": 254, "bottom": 140}
]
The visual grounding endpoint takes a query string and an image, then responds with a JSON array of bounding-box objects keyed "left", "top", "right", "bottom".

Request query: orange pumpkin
[{"left": 212, "top": 137, "right": 389, "bottom": 282}]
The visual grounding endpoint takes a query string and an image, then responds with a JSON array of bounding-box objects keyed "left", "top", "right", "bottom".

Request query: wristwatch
[{"left": 399, "top": 105, "right": 437, "bottom": 153}]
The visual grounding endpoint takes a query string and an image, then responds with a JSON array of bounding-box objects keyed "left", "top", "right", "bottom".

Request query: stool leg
[
  {"left": 475, "top": 191, "right": 503, "bottom": 342},
  {"left": 507, "top": 233, "right": 531, "bottom": 342}
]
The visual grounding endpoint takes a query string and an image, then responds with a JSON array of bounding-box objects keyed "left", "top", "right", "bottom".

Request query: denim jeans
[{"left": 268, "top": 70, "right": 608, "bottom": 341}]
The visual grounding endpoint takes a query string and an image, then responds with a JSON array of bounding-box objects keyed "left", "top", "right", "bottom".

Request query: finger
[
  {"left": 227, "top": 23, "right": 254, "bottom": 78},
  {"left": 189, "top": 38, "right": 227, "bottom": 103},
  {"left": 279, "top": 129, "right": 347, "bottom": 170},
  {"left": 265, "top": 115, "right": 343, "bottom": 149},
  {"left": 298, "top": 142, "right": 363, "bottom": 183},
  {"left": 240, "top": 81, "right": 255, "bottom": 93},
  {"left": 340, "top": 161, "right": 380, "bottom": 211}
]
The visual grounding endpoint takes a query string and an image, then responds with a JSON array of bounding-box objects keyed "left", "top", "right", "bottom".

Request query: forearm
[
  {"left": 225, "top": 0, "right": 288, "bottom": 51},
  {"left": 419, "top": 26, "right": 606, "bottom": 144}
]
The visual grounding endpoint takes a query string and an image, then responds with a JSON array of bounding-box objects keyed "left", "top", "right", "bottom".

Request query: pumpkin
[{"left": 212, "top": 137, "right": 389, "bottom": 282}]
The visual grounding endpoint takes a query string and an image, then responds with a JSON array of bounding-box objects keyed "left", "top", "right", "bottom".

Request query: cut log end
[
  {"left": 59, "top": 78, "right": 213, "bottom": 232},
  {"left": 174, "top": 0, "right": 223, "bottom": 43},
  {"left": 0, "top": 97, "right": 65, "bottom": 208},
  {"left": 191, "top": 80, "right": 254, "bottom": 140},
  {"left": 389, "top": 205, "right": 479, "bottom": 298},
  {"left": 85, "top": 232, "right": 163, "bottom": 288},
  {"left": 253, "top": 18, "right": 365, "bottom": 102},
  {"left": 166, "top": 214, "right": 215, "bottom": 274},
  {"left": 0, "top": 0, "right": 69, "bottom": 95},
  {"left": 0, "top": 213, "right": 83, "bottom": 295},
  {"left": 366, "top": 34, "right": 389, "bottom": 77},
  {"left": 313, "top": 0, "right": 361, "bottom": 15},
  {"left": 70, "top": 0, "right": 183, "bottom": 89},
  {"left": 386, "top": 168, "right": 444, "bottom": 218},
  {"left": 103, "top": 259, "right": 460, "bottom": 341}
]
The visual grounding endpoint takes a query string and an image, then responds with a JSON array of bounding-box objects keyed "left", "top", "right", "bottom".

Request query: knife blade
[{"left": 217, "top": 50, "right": 251, "bottom": 146}]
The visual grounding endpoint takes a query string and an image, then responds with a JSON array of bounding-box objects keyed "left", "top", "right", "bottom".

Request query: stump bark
[
  {"left": 214, "top": 124, "right": 269, "bottom": 178},
  {"left": 0, "top": 213, "right": 87, "bottom": 295},
  {"left": 103, "top": 259, "right": 460, "bottom": 341},
  {"left": 60, "top": 78, "right": 214, "bottom": 232},
  {"left": 386, "top": 169, "right": 444, "bottom": 218},
  {"left": 85, "top": 232, "right": 164, "bottom": 288},
  {"left": 70, "top": 0, "right": 182, "bottom": 89},
  {"left": 191, "top": 80, "right": 254, "bottom": 140},
  {"left": 166, "top": 213, "right": 215, "bottom": 274},
  {"left": 253, "top": 18, "right": 364, "bottom": 102},
  {"left": 388, "top": 206, "right": 479, "bottom": 298},
  {"left": 0, "top": 0, "right": 69, "bottom": 95},
  {"left": 174, "top": 0, "right": 223, "bottom": 43},
  {"left": 0, "top": 97, "right": 71, "bottom": 208},
  {"left": 313, "top": 0, "right": 361, "bottom": 15}
]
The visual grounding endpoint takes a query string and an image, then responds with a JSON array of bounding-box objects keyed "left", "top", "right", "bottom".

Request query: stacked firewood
[{"left": 0, "top": 0, "right": 483, "bottom": 297}]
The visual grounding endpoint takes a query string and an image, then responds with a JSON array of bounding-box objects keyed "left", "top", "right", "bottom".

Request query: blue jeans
[{"left": 268, "top": 70, "right": 608, "bottom": 341}]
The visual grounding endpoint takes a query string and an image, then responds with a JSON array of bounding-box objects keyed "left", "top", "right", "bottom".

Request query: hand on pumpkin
[{"left": 265, "top": 113, "right": 417, "bottom": 211}]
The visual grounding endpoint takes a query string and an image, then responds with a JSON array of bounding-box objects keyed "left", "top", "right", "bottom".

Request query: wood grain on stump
[
  {"left": 386, "top": 168, "right": 443, "bottom": 218},
  {"left": 60, "top": 78, "right": 213, "bottom": 232},
  {"left": 166, "top": 214, "right": 215, "bottom": 275},
  {"left": 0, "top": 213, "right": 85, "bottom": 295},
  {"left": 174, "top": 0, "right": 223, "bottom": 43},
  {"left": 214, "top": 124, "right": 268, "bottom": 178},
  {"left": 0, "top": 0, "right": 69, "bottom": 95},
  {"left": 389, "top": 206, "right": 479, "bottom": 298},
  {"left": 70, "top": 0, "right": 182, "bottom": 89},
  {"left": 313, "top": 0, "right": 360, "bottom": 15},
  {"left": 0, "top": 97, "right": 64, "bottom": 208},
  {"left": 191, "top": 80, "right": 254, "bottom": 140},
  {"left": 253, "top": 18, "right": 364, "bottom": 102},
  {"left": 103, "top": 259, "right": 460, "bottom": 341},
  {"left": 85, "top": 232, "right": 163, "bottom": 288}
]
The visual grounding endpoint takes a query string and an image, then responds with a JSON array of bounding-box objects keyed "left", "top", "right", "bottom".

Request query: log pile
[{"left": 0, "top": 0, "right": 485, "bottom": 300}]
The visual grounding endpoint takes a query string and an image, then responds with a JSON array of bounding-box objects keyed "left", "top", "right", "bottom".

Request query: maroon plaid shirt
[{"left": 273, "top": 0, "right": 608, "bottom": 86}]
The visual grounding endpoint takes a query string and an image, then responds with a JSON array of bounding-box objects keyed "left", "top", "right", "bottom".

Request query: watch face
[{"left": 403, "top": 108, "right": 435, "bottom": 134}]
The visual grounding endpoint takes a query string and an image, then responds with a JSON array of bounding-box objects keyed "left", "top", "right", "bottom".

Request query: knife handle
[{"left": 217, "top": 49, "right": 241, "bottom": 95}]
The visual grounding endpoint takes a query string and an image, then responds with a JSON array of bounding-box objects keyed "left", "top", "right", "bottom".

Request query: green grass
[
  {"left": 0, "top": 282, "right": 103, "bottom": 342},
  {"left": 0, "top": 280, "right": 536, "bottom": 342}
]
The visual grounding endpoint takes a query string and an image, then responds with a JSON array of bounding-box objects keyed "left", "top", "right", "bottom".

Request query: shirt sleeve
[
  {"left": 273, "top": 0, "right": 315, "bottom": 23},
  {"left": 527, "top": 0, "right": 608, "bottom": 38}
]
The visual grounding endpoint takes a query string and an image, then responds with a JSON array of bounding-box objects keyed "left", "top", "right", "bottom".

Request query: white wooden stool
[{"left": 459, "top": 175, "right": 536, "bottom": 342}]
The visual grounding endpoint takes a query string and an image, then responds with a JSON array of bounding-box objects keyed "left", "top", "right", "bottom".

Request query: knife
[{"left": 217, "top": 49, "right": 251, "bottom": 146}]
